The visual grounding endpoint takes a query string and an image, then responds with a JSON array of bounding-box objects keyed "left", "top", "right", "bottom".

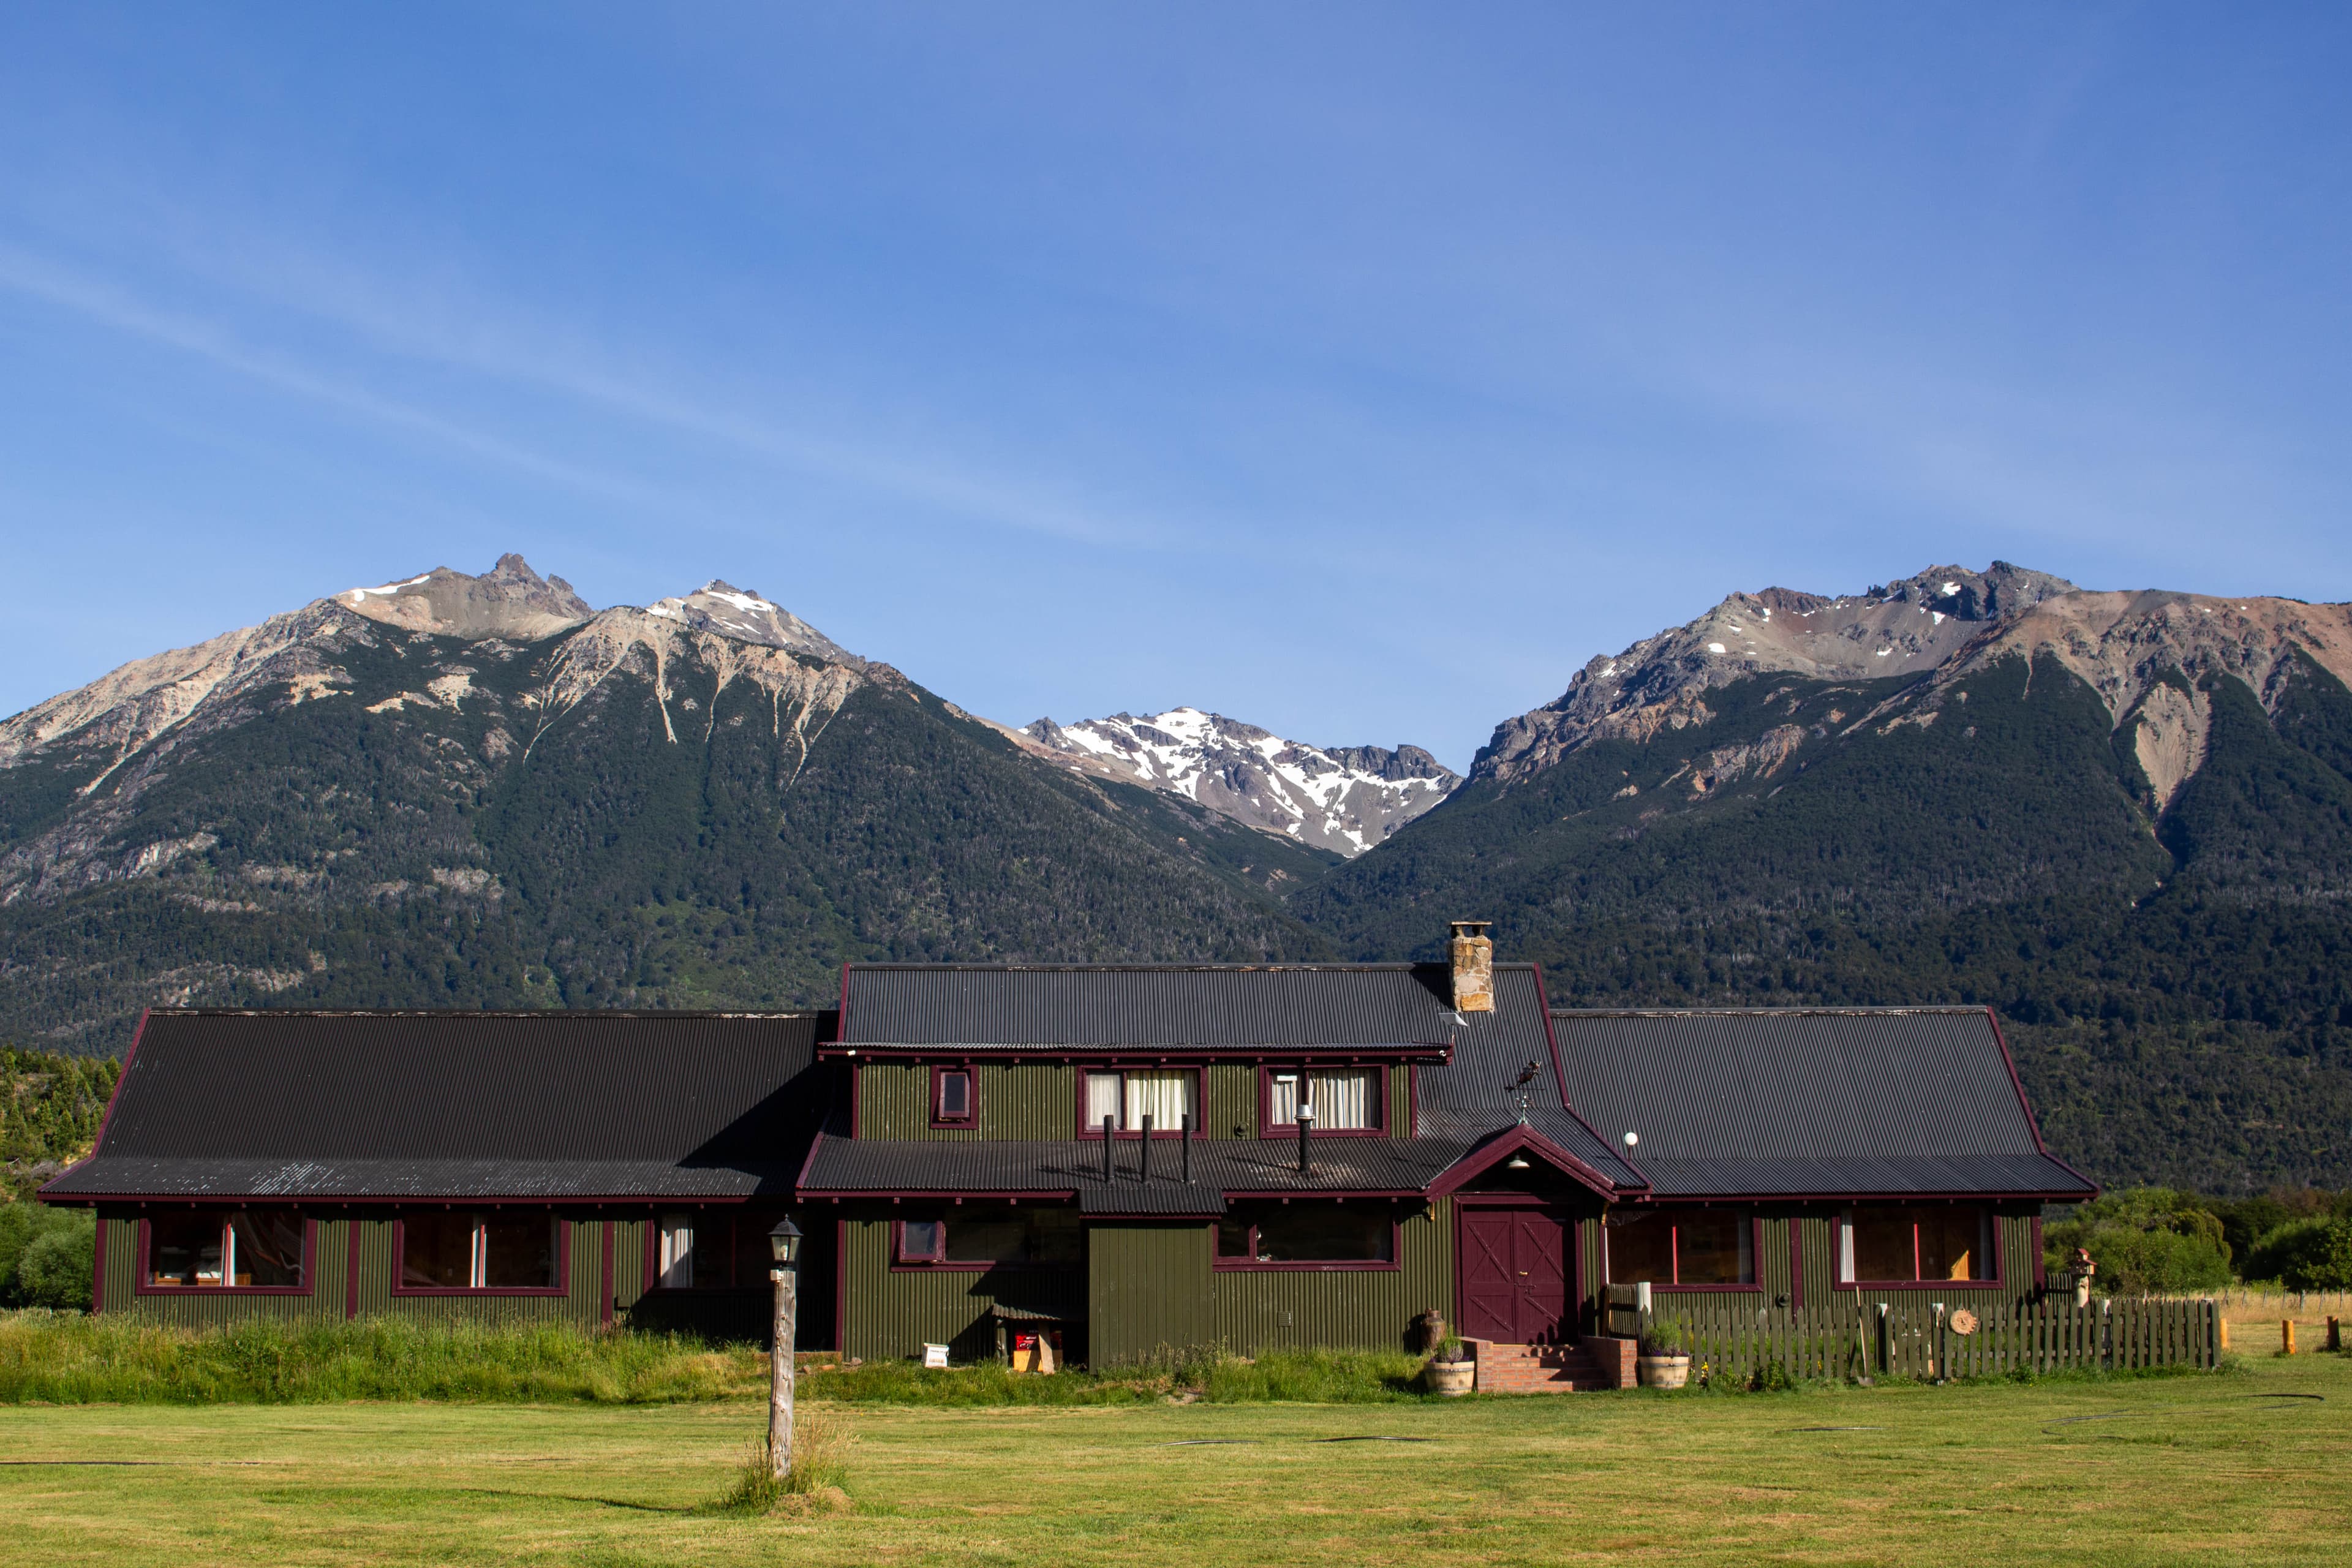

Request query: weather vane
[{"left": 1508, "top": 1059, "right": 1539, "bottom": 1125}]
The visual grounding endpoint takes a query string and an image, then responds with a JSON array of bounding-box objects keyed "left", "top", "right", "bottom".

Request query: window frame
[
  {"left": 1602, "top": 1207, "right": 1764, "bottom": 1292},
  {"left": 1834, "top": 1207, "right": 2003, "bottom": 1289},
  {"left": 642, "top": 1208, "right": 793, "bottom": 1292},
  {"left": 1210, "top": 1199, "right": 1403, "bottom": 1273},
  {"left": 1258, "top": 1063, "right": 1389, "bottom": 1137},
  {"left": 1074, "top": 1066, "right": 1202, "bottom": 1138},
  {"left": 891, "top": 1208, "right": 1082, "bottom": 1272},
  {"left": 930, "top": 1063, "right": 978, "bottom": 1129},
  {"left": 135, "top": 1211, "right": 316, "bottom": 1297},
  {"left": 390, "top": 1211, "right": 571, "bottom": 1297}
]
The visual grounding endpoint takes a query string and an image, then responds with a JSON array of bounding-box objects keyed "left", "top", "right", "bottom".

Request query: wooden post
[
  {"left": 2282, "top": 1319, "right": 2296, "bottom": 1357},
  {"left": 2217, "top": 1314, "right": 2230, "bottom": 1352},
  {"left": 2329, "top": 1317, "right": 2341, "bottom": 1354},
  {"left": 770, "top": 1261, "right": 797, "bottom": 1478}
]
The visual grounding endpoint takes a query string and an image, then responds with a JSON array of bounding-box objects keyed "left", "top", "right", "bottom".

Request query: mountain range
[{"left": 6, "top": 553, "right": 2351, "bottom": 1193}]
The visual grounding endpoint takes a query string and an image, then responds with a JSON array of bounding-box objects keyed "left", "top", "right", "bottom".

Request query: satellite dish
[{"left": 1623, "top": 1131, "right": 1639, "bottom": 1148}]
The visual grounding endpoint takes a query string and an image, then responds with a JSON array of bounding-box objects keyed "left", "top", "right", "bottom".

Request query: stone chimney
[{"left": 1448, "top": 921, "right": 1494, "bottom": 1012}]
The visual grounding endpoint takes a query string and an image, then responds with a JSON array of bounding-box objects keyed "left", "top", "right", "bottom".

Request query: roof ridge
[{"left": 1548, "top": 1006, "right": 1990, "bottom": 1017}]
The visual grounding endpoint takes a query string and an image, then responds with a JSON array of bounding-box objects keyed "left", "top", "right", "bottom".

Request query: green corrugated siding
[
  {"left": 859, "top": 1062, "right": 1078, "bottom": 1140},
  {"left": 1795, "top": 1215, "right": 1836, "bottom": 1305},
  {"left": 1089, "top": 1221, "right": 1213, "bottom": 1365},
  {"left": 835, "top": 1207, "right": 1083, "bottom": 1362},
  {"left": 1578, "top": 1215, "right": 1607, "bottom": 1330},
  {"left": 99, "top": 1210, "right": 349, "bottom": 1327},
  {"left": 1212, "top": 1200, "right": 1451, "bottom": 1355},
  {"left": 1201, "top": 1065, "right": 1254, "bottom": 1138},
  {"left": 1758, "top": 1215, "right": 1795, "bottom": 1302}
]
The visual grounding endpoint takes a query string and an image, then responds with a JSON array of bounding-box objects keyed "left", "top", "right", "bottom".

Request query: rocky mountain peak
[
  {"left": 644, "top": 581, "right": 861, "bottom": 666},
  {"left": 1011, "top": 706, "right": 1458, "bottom": 856},
  {"left": 339, "top": 554, "right": 593, "bottom": 642},
  {"left": 1472, "top": 561, "right": 2081, "bottom": 785}
]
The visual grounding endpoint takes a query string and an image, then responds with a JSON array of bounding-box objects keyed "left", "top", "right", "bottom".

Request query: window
[
  {"left": 659, "top": 1214, "right": 696, "bottom": 1289},
  {"left": 933, "top": 1067, "right": 976, "bottom": 1127},
  {"left": 1605, "top": 1208, "right": 1755, "bottom": 1286},
  {"left": 1080, "top": 1069, "right": 1197, "bottom": 1134},
  {"left": 1214, "top": 1201, "right": 1394, "bottom": 1266},
  {"left": 1266, "top": 1067, "right": 1382, "bottom": 1132},
  {"left": 896, "top": 1208, "right": 1081, "bottom": 1267},
  {"left": 1839, "top": 1208, "right": 1991, "bottom": 1283},
  {"left": 399, "top": 1212, "right": 560, "bottom": 1291},
  {"left": 145, "top": 1210, "right": 305, "bottom": 1290}
]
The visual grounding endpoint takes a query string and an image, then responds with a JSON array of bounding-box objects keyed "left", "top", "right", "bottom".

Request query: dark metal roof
[
  {"left": 1549, "top": 1008, "right": 2092, "bottom": 1199},
  {"left": 44, "top": 1009, "right": 832, "bottom": 1202},
  {"left": 840, "top": 963, "right": 1481, "bottom": 1049}
]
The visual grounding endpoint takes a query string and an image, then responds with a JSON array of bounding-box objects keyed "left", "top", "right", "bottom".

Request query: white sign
[{"left": 922, "top": 1343, "right": 950, "bottom": 1368}]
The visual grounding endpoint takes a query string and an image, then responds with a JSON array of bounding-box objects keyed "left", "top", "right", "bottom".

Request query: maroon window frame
[
  {"left": 1604, "top": 1208, "right": 1764, "bottom": 1292},
  {"left": 930, "top": 1065, "right": 978, "bottom": 1129},
  {"left": 1212, "top": 1199, "right": 1402, "bottom": 1272},
  {"left": 642, "top": 1208, "right": 792, "bottom": 1292},
  {"left": 1074, "top": 1067, "right": 1202, "bottom": 1138},
  {"left": 134, "top": 1211, "right": 317, "bottom": 1297},
  {"left": 891, "top": 1209, "right": 1083, "bottom": 1272},
  {"left": 390, "top": 1212, "right": 571, "bottom": 1297},
  {"left": 1834, "top": 1207, "right": 2004, "bottom": 1289},
  {"left": 1257, "top": 1064, "right": 1387, "bottom": 1137}
]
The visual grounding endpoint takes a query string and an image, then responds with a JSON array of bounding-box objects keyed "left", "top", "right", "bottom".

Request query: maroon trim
[
  {"left": 1256, "top": 1063, "right": 1388, "bottom": 1137},
  {"left": 48, "top": 1190, "right": 784, "bottom": 1205},
  {"left": 1629, "top": 1186, "right": 2089, "bottom": 1204},
  {"left": 929, "top": 1063, "right": 978, "bottom": 1129},
  {"left": 1984, "top": 1007, "right": 2101, "bottom": 1197},
  {"left": 1789, "top": 1218, "right": 1804, "bottom": 1309},
  {"left": 1072, "top": 1067, "right": 1201, "bottom": 1138},
  {"left": 1602, "top": 1208, "right": 1763, "bottom": 1290},
  {"left": 643, "top": 1214, "right": 658, "bottom": 1289},
  {"left": 834, "top": 1214, "right": 848, "bottom": 1352},
  {"left": 1220, "top": 1188, "right": 1423, "bottom": 1200},
  {"left": 1426, "top": 1125, "right": 1624, "bottom": 1199},
  {"left": 1404, "top": 1064, "right": 1418, "bottom": 1138},
  {"left": 801, "top": 1187, "right": 1079, "bottom": 1202},
  {"left": 41, "top": 1010, "right": 147, "bottom": 1203},
  {"left": 1830, "top": 1208, "right": 2007, "bottom": 1290},
  {"left": 134, "top": 1213, "right": 319, "bottom": 1297},
  {"left": 89, "top": 1210, "right": 107, "bottom": 1315},
  {"left": 1530, "top": 964, "right": 1649, "bottom": 1185},
  {"left": 388, "top": 1213, "right": 571, "bottom": 1297},
  {"left": 345, "top": 1221, "right": 361, "bottom": 1320},
  {"left": 820, "top": 1044, "right": 1451, "bottom": 1063},
  {"left": 793, "top": 1131, "right": 828, "bottom": 1198},
  {"left": 600, "top": 1221, "right": 615, "bottom": 1326},
  {"left": 836, "top": 962, "right": 853, "bottom": 1031},
  {"left": 1211, "top": 1205, "right": 1403, "bottom": 1272}
]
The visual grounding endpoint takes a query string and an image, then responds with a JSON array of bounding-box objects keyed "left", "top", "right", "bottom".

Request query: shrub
[
  {"left": 2246, "top": 1216, "right": 2352, "bottom": 1290},
  {"left": 2045, "top": 1188, "right": 2233, "bottom": 1294},
  {"left": 0, "top": 1202, "right": 92, "bottom": 1310}
]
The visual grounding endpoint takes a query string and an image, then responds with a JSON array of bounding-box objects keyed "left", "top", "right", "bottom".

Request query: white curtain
[
  {"left": 660, "top": 1214, "right": 694, "bottom": 1289},
  {"left": 1837, "top": 1216, "right": 1855, "bottom": 1284},
  {"left": 1267, "top": 1074, "right": 1302, "bottom": 1126},
  {"left": 1125, "top": 1071, "right": 1194, "bottom": 1131},
  {"left": 1311, "top": 1068, "right": 1376, "bottom": 1129},
  {"left": 1084, "top": 1072, "right": 1123, "bottom": 1131}
]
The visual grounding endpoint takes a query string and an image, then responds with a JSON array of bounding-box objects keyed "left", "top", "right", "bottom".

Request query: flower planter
[
  {"left": 1636, "top": 1354, "right": 1691, "bottom": 1390},
  {"left": 1423, "top": 1358, "right": 1476, "bottom": 1397}
]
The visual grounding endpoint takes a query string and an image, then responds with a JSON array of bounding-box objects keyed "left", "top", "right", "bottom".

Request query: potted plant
[
  {"left": 1636, "top": 1325, "right": 1691, "bottom": 1390},
  {"left": 1423, "top": 1336, "right": 1476, "bottom": 1396}
]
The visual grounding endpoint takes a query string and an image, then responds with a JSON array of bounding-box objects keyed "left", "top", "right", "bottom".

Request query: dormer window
[
  {"left": 932, "top": 1066, "right": 976, "bottom": 1128},
  {"left": 1265, "top": 1066, "right": 1382, "bottom": 1133},
  {"left": 1080, "top": 1069, "right": 1197, "bottom": 1136}
]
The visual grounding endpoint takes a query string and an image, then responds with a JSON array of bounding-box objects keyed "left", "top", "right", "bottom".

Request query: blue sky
[{"left": 1, "top": 5, "right": 2346, "bottom": 769}]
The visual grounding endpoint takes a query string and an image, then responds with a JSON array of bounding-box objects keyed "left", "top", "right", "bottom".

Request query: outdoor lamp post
[{"left": 767, "top": 1217, "right": 802, "bottom": 1479}]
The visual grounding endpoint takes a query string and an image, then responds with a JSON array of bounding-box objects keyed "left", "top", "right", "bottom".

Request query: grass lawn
[{"left": 1, "top": 1355, "right": 2345, "bottom": 1567}]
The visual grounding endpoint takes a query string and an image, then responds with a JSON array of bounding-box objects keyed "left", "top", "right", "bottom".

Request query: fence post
[{"left": 2283, "top": 1319, "right": 2296, "bottom": 1357}]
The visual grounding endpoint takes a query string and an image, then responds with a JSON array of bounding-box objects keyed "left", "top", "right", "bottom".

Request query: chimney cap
[{"left": 1449, "top": 920, "right": 1491, "bottom": 939}]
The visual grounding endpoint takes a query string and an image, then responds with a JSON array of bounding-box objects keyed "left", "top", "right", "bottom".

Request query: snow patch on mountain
[
  {"left": 1016, "top": 707, "right": 1457, "bottom": 856},
  {"left": 644, "top": 581, "right": 862, "bottom": 666}
]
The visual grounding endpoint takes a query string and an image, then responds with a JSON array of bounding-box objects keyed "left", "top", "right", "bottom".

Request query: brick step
[{"left": 1472, "top": 1341, "right": 1611, "bottom": 1393}]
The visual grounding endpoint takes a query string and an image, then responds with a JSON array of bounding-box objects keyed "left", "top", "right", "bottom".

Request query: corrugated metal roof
[
  {"left": 45, "top": 1009, "right": 830, "bottom": 1201},
  {"left": 842, "top": 963, "right": 1486, "bottom": 1048},
  {"left": 1549, "top": 1008, "right": 2090, "bottom": 1197}
]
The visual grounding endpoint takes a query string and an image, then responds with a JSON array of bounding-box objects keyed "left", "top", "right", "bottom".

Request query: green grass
[
  {"left": 0, "top": 1312, "right": 771, "bottom": 1404},
  {"left": 0, "top": 1352, "right": 2345, "bottom": 1564}
]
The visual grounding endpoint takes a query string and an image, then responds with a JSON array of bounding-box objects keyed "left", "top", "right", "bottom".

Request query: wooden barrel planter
[
  {"left": 1423, "top": 1358, "right": 1476, "bottom": 1396},
  {"left": 1636, "top": 1354, "right": 1691, "bottom": 1390}
]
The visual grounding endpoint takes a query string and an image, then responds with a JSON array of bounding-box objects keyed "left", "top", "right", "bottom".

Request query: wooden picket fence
[{"left": 1603, "top": 1286, "right": 2219, "bottom": 1381}]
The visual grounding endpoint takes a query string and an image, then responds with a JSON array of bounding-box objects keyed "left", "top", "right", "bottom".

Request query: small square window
[
  {"left": 934, "top": 1068, "right": 976, "bottom": 1125},
  {"left": 899, "top": 1219, "right": 945, "bottom": 1263}
]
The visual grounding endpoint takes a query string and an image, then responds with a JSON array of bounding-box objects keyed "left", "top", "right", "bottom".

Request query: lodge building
[{"left": 43, "top": 924, "right": 2096, "bottom": 1373}]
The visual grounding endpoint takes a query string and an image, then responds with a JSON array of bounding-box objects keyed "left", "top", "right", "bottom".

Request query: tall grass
[
  {"left": 0, "top": 1310, "right": 767, "bottom": 1404},
  {"left": 802, "top": 1345, "right": 1428, "bottom": 1405},
  {"left": 710, "top": 1412, "right": 856, "bottom": 1515}
]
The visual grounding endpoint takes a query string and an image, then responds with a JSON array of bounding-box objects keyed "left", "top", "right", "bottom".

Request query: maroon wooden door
[{"left": 1458, "top": 1207, "right": 1570, "bottom": 1344}]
